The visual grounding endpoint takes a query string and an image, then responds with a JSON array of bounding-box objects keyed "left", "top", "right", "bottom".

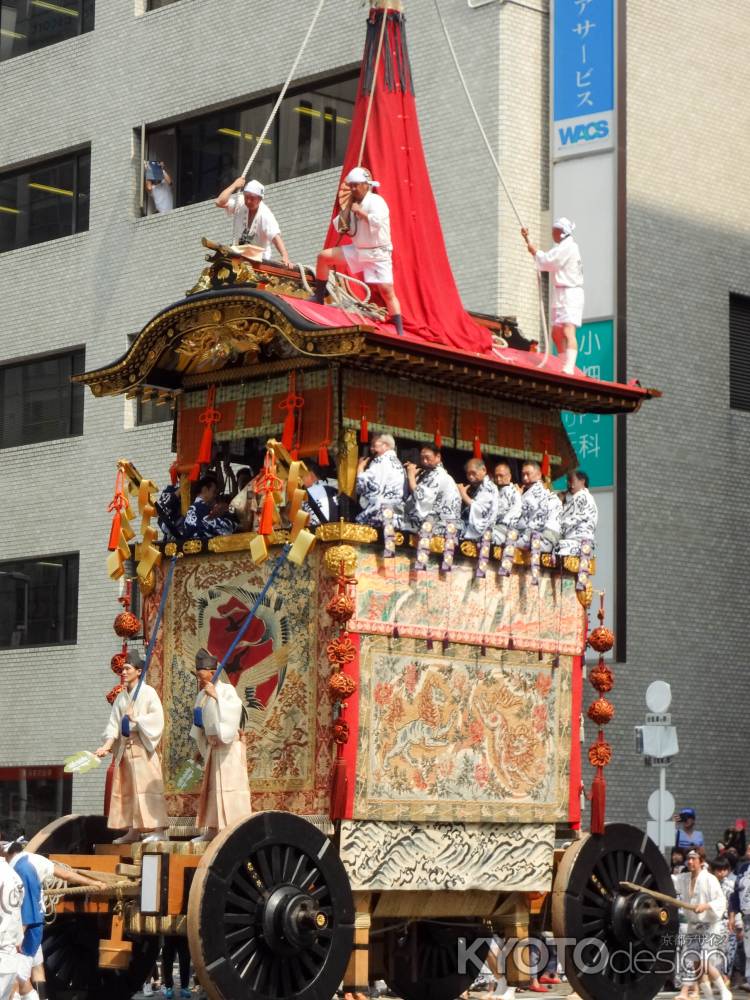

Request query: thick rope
[
  {"left": 431, "top": 0, "right": 551, "bottom": 366},
  {"left": 242, "top": 0, "right": 327, "bottom": 178},
  {"left": 358, "top": 7, "right": 389, "bottom": 166}
]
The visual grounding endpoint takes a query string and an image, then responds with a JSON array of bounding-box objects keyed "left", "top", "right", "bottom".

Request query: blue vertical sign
[
  {"left": 554, "top": 320, "right": 615, "bottom": 489},
  {"left": 553, "top": 0, "right": 614, "bottom": 159}
]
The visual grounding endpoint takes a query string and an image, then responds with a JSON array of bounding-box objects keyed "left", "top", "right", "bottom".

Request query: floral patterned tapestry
[
  {"left": 158, "top": 550, "right": 334, "bottom": 817},
  {"left": 353, "top": 639, "right": 572, "bottom": 823},
  {"left": 349, "top": 552, "right": 585, "bottom": 655}
]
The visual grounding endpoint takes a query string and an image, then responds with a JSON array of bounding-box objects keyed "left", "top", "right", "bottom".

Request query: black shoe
[{"left": 308, "top": 278, "right": 327, "bottom": 304}]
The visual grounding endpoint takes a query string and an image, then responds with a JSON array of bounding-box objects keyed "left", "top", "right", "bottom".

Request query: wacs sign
[{"left": 554, "top": 111, "right": 614, "bottom": 159}]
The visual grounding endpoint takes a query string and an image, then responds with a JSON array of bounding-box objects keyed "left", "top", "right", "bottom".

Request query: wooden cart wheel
[
  {"left": 188, "top": 811, "right": 355, "bottom": 1000},
  {"left": 384, "top": 921, "right": 490, "bottom": 1000},
  {"left": 28, "top": 814, "right": 159, "bottom": 1000},
  {"left": 552, "top": 823, "right": 679, "bottom": 1000}
]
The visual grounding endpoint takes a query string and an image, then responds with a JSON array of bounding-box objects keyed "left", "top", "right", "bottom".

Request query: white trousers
[{"left": 0, "top": 971, "right": 16, "bottom": 1000}]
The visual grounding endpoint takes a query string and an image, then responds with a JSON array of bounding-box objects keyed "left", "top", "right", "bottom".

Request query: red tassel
[
  {"left": 329, "top": 753, "right": 348, "bottom": 820},
  {"left": 590, "top": 767, "right": 606, "bottom": 834},
  {"left": 107, "top": 510, "right": 121, "bottom": 552},
  {"left": 189, "top": 462, "right": 200, "bottom": 482},
  {"left": 169, "top": 461, "right": 178, "bottom": 485},
  {"left": 281, "top": 408, "right": 295, "bottom": 451},
  {"left": 259, "top": 491, "right": 275, "bottom": 536},
  {"left": 473, "top": 435, "right": 482, "bottom": 460},
  {"left": 435, "top": 427, "right": 442, "bottom": 449},
  {"left": 360, "top": 413, "right": 368, "bottom": 443},
  {"left": 291, "top": 446, "right": 299, "bottom": 460},
  {"left": 318, "top": 443, "right": 330, "bottom": 467},
  {"left": 196, "top": 423, "right": 213, "bottom": 464},
  {"left": 541, "top": 451, "right": 551, "bottom": 478},
  {"left": 195, "top": 385, "right": 219, "bottom": 465}
]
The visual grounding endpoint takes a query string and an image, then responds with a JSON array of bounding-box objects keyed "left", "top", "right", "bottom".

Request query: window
[
  {"left": 0, "top": 349, "right": 85, "bottom": 448},
  {"left": 145, "top": 71, "right": 357, "bottom": 210},
  {"left": 146, "top": 0, "right": 180, "bottom": 8},
  {"left": 0, "top": 0, "right": 94, "bottom": 62},
  {"left": 730, "top": 292, "right": 750, "bottom": 412},
  {"left": 0, "top": 149, "right": 90, "bottom": 252},
  {"left": 0, "top": 553, "right": 79, "bottom": 647},
  {"left": 0, "top": 766, "right": 73, "bottom": 837}
]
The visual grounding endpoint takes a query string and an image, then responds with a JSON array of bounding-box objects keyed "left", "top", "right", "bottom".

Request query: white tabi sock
[{"left": 561, "top": 348, "right": 578, "bottom": 374}]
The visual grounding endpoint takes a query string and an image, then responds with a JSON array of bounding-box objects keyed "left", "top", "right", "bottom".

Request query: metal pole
[{"left": 657, "top": 763, "right": 666, "bottom": 853}]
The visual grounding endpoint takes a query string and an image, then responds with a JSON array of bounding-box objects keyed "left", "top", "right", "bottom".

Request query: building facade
[{"left": 0, "top": 0, "right": 747, "bottom": 844}]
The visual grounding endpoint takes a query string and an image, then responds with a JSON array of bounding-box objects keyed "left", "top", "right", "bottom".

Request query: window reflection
[
  {"left": 0, "top": 0, "right": 94, "bottom": 62},
  {"left": 0, "top": 150, "right": 90, "bottom": 252},
  {"left": 145, "top": 71, "right": 357, "bottom": 211},
  {"left": 0, "top": 350, "right": 85, "bottom": 448},
  {"left": 0, "top": 554, "right": 79, "bottom": 648}
]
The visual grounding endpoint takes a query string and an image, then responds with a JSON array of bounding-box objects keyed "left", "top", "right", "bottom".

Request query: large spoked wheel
[
  {"left": 383, "top": 921, "right": 490, "bottom": 1000},
  {"left": 552, "top": 823, "right": 678, "bottom": 1000},
  {"left": 187, "top": 811, "right": 355, "bottom": 1000},
  {"left": 27, "top": 814, "right": 159, "bottom": 1000}
]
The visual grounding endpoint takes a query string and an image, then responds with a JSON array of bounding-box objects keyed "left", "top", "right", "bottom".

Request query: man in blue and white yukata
[
  {"left": 558, "top": 469, "right": 598, "bottom": 557},
  {"left": 355, "top": 434, "right": 405, "bottom": 526},
  {"left": 184, "top": 475, "right": 236, "bottom": 539},
  {"left": 458, "top": 459, "right": 499, "bottom": 579},
  {"left": 522, "top": 217, "right": 584, "bottom": 374},
  {"left": 491, "top": 460, "right": 522, "bottom": 546},
  {"left": 401, "top": 443, "right": 462, "bottom": 572},
  {"left": 499, "top": 459, "right": 561, "bottom": 583}
]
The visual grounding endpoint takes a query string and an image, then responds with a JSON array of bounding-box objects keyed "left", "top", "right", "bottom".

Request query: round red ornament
[
  {"left": 588, "top": 740, "right": 613, "bottom": 767},
  {"left": 114, "top": 611, "right": 140, "bottom": 639},
  {"left": 589, "top": 661, "right": 614, "bottom": 693},
  {"left": 329, "top": 672, "right": 357, "bottom": 701},
  {"left": 326, "top": 634, "right": 356, "bottom": 666},
  {"left": 588, "top": 626, "right": 615, "bottom": 653},
  {"left": 587, "top": 697, "right": 615, "bottom": 726},
  {"left": 333, "top": 720, "right": 350, "bottom": 745},
  {"left": 326, "top": 593, "right": 356, "bottom": 623},
  {"left": 110, "top": 652, "right": 127, "bottom": 676}
]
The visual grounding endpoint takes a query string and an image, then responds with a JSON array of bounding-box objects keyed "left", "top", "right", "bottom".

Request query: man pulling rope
[
  {"left": 309, "top": 167, "right": 404, "bottom": 337},
  {"left": 522, "top": 218, "right": 584, "bottom": 374}
]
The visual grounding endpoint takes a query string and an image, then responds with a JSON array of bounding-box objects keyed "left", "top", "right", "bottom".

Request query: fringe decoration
[
  {"left": 329, "top": 752, "right": 348, "bottom": 821},
  {"left": 590, "top": 768, "right": 606, "bottom": 835},
  {"left": 196, "top": 385, "right": 220, "bottom": 465},
  {"left": 362, "top": 10, "right": 414, "bottom": 96}
]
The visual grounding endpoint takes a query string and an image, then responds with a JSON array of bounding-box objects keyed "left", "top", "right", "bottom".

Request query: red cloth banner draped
[{"left": 324, "top": 9, "right": 491, "bottom": 355}]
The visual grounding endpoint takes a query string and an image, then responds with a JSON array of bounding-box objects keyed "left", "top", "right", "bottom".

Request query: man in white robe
[
  {"left": 458, "top": 459, "right": 499, "bottom": 541},
  {"left": 94, "top": 649, "right": 169, "bottom": 844},
  {"left": 492, "top": 461, "right": 522, "bottom": 545},
  {"left": 301, "top": 462, "right": 340, "bottom": 527},
  {"left": 522, "top": 217, "right": 584, "bottom": 374},
  {"left": 215, "top": 177, "right": 290, "bottom": 265},
  {"left": 401, "top": 444, "right": 461, "bottom": 535},
  {"left": 499, "top": 460, "right": 561, "bottom": 583},
  {"left": 673, "top": 850, "right": 732, "bottom": 1000},
  {"left": 191, "top": 649, "right": 252, "bottom": 843},
  {"left": 558, "top": 469, "right": 598, "bottom": 557},
  {"left": 355, "top": 433, "right": 406, "bottom": 527}
]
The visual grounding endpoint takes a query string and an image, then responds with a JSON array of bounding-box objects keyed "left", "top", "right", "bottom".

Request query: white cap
[
  {"left": 345, "top": 166, "right": 380, "bottom": 188},
  {"left": 243, "top": 179, "right": 265, "bottom": 198},
  {"left": 553, "top": 216, "right": 576, "bottom": 236}
]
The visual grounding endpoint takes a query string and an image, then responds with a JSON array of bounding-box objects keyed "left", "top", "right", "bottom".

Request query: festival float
[{"left": 27, "top": 4, "right": 678, "bottom": 1000}]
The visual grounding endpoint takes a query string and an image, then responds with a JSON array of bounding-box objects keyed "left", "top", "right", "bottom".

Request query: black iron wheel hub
[{"left": 262, "top": 884, "right": 329, "bottom": 953}]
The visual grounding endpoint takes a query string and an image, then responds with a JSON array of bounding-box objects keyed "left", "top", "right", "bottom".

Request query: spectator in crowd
[
  {"left": 672, "top": 847, "right": 688, "bottom": 874},
  {"left": 729, "top": 856, "right": 750, "bottom": 991},
  {"left": 711, "top": 856, "right": 737, "bottom": 987},
  {"left": 355, "top": 434, "right": 405, "bottom": 526},
  {"left": 675, "top": 808, "right": 705, "bottom": 849},
  {"left": 301, "top": 461, "right": 340, "bottom": 527},
  {"left": 458, "top": 459, "right": 499, "bottom": 540},
  {"left": 229, "top": 467, "right": 258, "bottom": 533},
  {"left": 161, "top": 934, "right": 192, "bottom": 998},
  {"left": 145, "top": 161, "right": 174, "bottom": 215},
  {"left": 215, "top": 177, "right": 290, "bottom": 265},
  {"left": 0, "top": 838, "right": 42, "bottom": 1000},
  {"left": 184, "top": 476, "right": 235, "bottom": 539}
]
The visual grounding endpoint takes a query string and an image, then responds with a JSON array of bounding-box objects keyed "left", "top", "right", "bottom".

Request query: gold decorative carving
[
  {"left": 460, "top": 541, "right": 478, "bottom": 558},
  {"left": 175, "top": 317, "right": 275, "bottom": 371},
  {"left": 576, "top": 580, "right": 594, "bottom": 608},
  {"left": 323, "top": 544, "right": 358, "bottom": 577},
  {"left": 182, "top": 540, "right": 203, "bottom": 555},
  {"left": 394, "top": 532, "right": 405, "bottom": 547},
  {"left": 207, "top": 533, "right": 254, "bottom": 554},
  {"left": 139, "top": 570, "right": 156, "bottom": 597},
  {"left": 408, "top": 534, "right": 446, "bottom": 554},
  {"left": 315, "top": 522, "right": 378, "bottom": 544},
  {"left": 164, "top": 543, "right": 178, "bottom": 557}
]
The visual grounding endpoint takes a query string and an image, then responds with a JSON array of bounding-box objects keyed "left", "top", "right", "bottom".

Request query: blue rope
[
  {"left": 210, "top": 545, "right": 291, "bottom": 684},
  {"left": 131, "top": 554, "right": 178, "bottom": 704}
]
